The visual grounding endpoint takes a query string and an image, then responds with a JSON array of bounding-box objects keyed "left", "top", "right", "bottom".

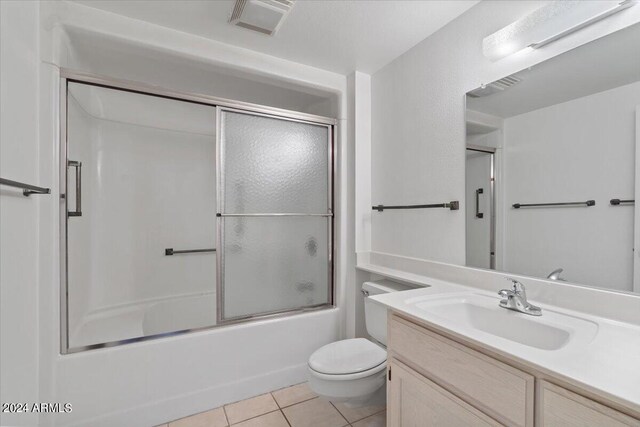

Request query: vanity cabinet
[
  {"left": 539, "top": 381, "right": 640, "bottom": 427},
  {"left": 388, "top": 359, "right": 501, "bottom": 426},
  {"left": 387, "top": 312, "right": 640, "bottom": 427}
]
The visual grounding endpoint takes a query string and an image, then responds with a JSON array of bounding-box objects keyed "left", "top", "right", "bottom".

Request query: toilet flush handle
[{"left": 361, "top": 289, "right": 370, "bottom": 297}]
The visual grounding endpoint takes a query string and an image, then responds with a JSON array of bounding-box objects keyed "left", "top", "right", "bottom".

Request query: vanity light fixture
[{"left": 483, "top": 0, "right": 636, "bottom": 61}]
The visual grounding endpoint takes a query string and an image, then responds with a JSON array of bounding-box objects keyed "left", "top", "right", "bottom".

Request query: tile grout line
[
  {"left": 280, "top": 395, "right": 319, "bottom": 410},
  {"left": 270, "top": 392, "right": 281, "bottom": 409},
  {"left": 272, "top": 387, "right": 320, "bottom": 409},
  {"left": 222, "top": 405, "right": 230, "bottom": 426},
  {"left": 280, "top": 408, "right": 293, "bottom": 427},
  {"left": 347, "top": 407, "right": 387, "bottom": 425},
  {"left": 228, "top": 408, "right": 282, "bottom": 426},
  {"left": 328, "top": 401, "right": 350, "bottom": 426}
]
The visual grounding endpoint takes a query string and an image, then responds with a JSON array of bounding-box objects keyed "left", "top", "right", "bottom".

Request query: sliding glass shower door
[
  {"left": 217, "top": 109, "right": 333, "bottom": 321},
  {"left": 62, "top": 77, "right": 334, "bottom": 353},
  {"left": 63, "top": 81, "right": 218, "bottom": 351}
]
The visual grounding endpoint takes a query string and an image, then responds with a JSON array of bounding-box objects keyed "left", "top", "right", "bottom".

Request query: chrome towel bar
[
  {"left": 373, "top": 201, "right": 460, "bottom": 212},
  {"left": 165, "top": 248, "right": 216, "bottom": 256},
  {"left": 0, "top": 177, "right": 50, "bottom": 196},
  {"left": 512, "top": 200, "right": 595, "bottom": 209}
]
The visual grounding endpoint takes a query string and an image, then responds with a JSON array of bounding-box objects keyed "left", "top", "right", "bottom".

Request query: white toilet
[{"left": 307, "top": 280, "right": 413, "bottom": 407}]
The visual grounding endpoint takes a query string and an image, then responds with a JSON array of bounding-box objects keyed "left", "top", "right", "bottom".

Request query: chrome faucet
[{"left": 498, "top": 278, "right": 542, "bottom": 316}]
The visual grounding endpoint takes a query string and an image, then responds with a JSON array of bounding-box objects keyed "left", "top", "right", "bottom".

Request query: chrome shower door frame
[{"left": 59, "top": 69, "right": 336, "bottom": 354}]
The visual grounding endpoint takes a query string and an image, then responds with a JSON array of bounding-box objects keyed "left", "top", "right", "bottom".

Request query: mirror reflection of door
[
  {"left": 633, "top": 105, "right": 640, "bottom": 292},
  {"left": 466, "top": 147, "right": 495, "bottom": 270}
]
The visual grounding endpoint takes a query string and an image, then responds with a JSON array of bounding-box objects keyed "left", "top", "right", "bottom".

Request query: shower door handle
[
  {"left": 475, "top": 188, "right": 484, "bottom": 218},
  {"left": 68, "top": 160, "right": 82, "bottom": 217}
]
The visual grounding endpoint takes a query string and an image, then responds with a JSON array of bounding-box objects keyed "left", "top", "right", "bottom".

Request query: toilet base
[
  {"left": 307, "top": 365, "right": 387, "bottom": 408},
  {"left": 339, "top": 385, "right": 386, "bottom": 408}
]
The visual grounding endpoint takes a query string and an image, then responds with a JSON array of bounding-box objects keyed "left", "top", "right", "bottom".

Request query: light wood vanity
[{"left": 386, "top": 311, "right": 640, "bottom": 427}]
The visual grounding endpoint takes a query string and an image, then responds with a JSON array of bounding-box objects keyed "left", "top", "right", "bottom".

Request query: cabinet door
[
  {"left": 388, "top": 314, "right": 534, "bottom": 426},
  {"left": 540, "top": 381, "right": 640, "bottom": 427},
  {"left": 387, "top": 359, "right": 501, "bottom": 427}
]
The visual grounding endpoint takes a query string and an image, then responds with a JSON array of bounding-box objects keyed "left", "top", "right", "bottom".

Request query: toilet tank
[{"left": 363, "top": 280, "right": 414, "bottom": 346}]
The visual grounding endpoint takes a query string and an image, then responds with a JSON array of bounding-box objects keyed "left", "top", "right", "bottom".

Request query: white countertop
[{"left": 370, "top": 276, "right": 640, "bottom": 412}]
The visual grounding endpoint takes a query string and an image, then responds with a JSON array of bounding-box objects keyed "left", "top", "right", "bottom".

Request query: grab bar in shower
[
  {"left": 373, "top": 201, "right": 460, "bottom": 212},
  {"left": 0, "top": 177, "right": 50, "bottom": 196},
  {"left": 512, "top": 200, "right": 595, "bottom": 209},
  {"left": 610, "top": 198, "right": 634, "bottom": 206},
  {"left": 165, "top": 248, "right": 216, "bottom": 256}
]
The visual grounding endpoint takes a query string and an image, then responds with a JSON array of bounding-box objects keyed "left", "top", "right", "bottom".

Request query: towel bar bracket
[{"left": 0, "top": 178, "right": 50, "bottom": 197}]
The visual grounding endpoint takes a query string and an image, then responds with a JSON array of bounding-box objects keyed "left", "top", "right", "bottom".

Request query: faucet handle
[
  {"left": 498, "top": 289, "right": 514, "bottom": 298},
  {"left": 505, "top": 277, "right": 526, "bottom": 296}
]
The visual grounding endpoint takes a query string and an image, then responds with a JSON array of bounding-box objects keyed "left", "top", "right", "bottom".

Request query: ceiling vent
[
  {"left": 229, "top": 0, "right": 296, "bottom": 36},
  {"left": 468, "top": 75, "right": 522, "bottom": 98}
]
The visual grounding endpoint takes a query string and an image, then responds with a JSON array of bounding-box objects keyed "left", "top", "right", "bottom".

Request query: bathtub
[{"left": 70, "top": 293, "right": 217, "bottom": 348}]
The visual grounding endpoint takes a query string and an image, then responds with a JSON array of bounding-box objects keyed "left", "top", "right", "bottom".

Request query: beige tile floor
[{"left": 159, "top": 382, "right": 385, "bottom": 427}]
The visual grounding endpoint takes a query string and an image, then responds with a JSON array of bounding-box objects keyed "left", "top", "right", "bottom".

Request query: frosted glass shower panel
[
  {"left": 222, "top": 216, "right": 330, "bottom": 319},
  {"left": 220, "top": 110, "right": 330, "bottom": 214},
  {"left": 219, "top": 108, "right": 333, "bottom": 321}
]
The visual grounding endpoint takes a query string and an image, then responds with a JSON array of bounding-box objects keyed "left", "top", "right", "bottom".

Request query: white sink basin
[{"left": 409, "top": 293, "right": 598, "bottom": 351}]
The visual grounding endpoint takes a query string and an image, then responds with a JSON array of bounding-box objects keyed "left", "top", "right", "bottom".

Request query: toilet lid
[{"left": 308, "top": 338, "right": 387, "bottom": 375}]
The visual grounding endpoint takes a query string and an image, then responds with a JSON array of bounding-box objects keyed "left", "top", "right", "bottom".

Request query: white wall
[
  {"left": 59, "top": 26, "right": 337, "bottom": 118},
  {"left": 84, "top": 121, "right": 216, "bottom": 309},
  {"left": 503, "top": 81, "right": 640, "bottom": 291},
  {"left": 369, "top": 0, "right": 640, "bottom": 265},
  {"left": 349, "top": 71, "right": 372, "bottom": 338},
  {"left": 0, "top": 2, "right": 41, "bottom": 426}
]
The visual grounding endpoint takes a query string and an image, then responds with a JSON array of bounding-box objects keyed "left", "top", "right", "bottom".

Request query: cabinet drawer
[
  {"left": 388, "top": 313, "right": 534, "bottom": 427},
  {"left": 540, "top": 381, "right": 640, "bottom": 427},
  {"left": 388, "top": 358, "right": 501, "bottom": 427}
]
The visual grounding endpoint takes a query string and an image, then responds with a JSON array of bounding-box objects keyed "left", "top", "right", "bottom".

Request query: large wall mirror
[{"left": 465, "top": 22, "right": 640, "bottom": 294}]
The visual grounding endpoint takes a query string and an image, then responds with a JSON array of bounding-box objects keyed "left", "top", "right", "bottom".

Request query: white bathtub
[{"left": 70, "top": 293, "right": 217, "bottom": 348}]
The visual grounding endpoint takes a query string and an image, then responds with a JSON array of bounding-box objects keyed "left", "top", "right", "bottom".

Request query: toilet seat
[{"left": 308, "top": 338, "right": 387, "bottom": 379}]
